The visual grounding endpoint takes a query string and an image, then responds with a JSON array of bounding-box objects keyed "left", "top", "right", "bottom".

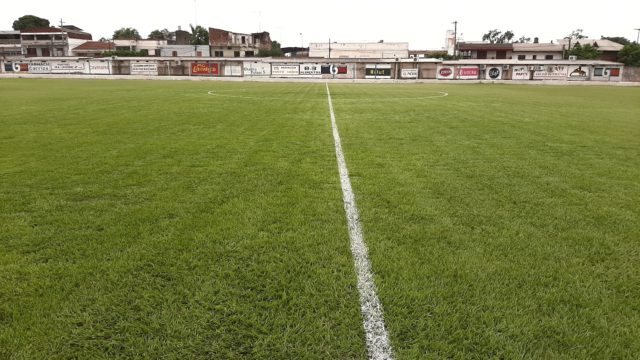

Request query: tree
[
  {"left": 569, "top": 43, "right": 601, "bottom": 60},
  {"left": 567, "top": 29, "right": 587, "bottom": 39},
  {"left": 601, "top": 36, "right": 631, "bottom": 46},
  {"left": 482, "top": 29, "right": 515, "bottom": 44},
  {"left": 12, "top": 15, "right": 50, "bottom": 30},
  {"left": 113, "top": 27, "right": 141, "bottom": 40},
  {"left": 516, "top": 36, "right": 531, "bottom": 43},
  {"left": 617, "top": 43, "right": 640, "bottom": 66},
  {"left": 148, "top": 28, "right": 175, "bottom": 41},
  {"left": 189, "top": 25, "right": 209, "bottom": 45},
  {"left": 258, "top": 41, "right": 283, "bottom": 57}
]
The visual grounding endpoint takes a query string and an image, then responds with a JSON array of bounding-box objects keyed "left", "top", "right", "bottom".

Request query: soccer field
[{"left": 1, "top": 79, "right": 639, "bottom": 359}]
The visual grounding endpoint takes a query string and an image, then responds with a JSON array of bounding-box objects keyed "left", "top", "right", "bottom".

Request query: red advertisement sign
[
  {"left": 459, "top": 67, "right": 479, "bottom": 77},
  {"left": 191, "top": 63, "right": 219, "bottom": 76}
]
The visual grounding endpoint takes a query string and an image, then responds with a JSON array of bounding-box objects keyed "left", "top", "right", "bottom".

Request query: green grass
[
  {"left": 330, "top": 84, "right": 640, "bottom": 358},
  {"left": 1, "top": 79, "right": 639, "bottom": 359}
]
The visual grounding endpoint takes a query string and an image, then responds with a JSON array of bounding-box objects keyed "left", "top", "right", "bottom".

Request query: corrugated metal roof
[{"left": 513, "top": 43, "right": 563, "bottom": 52}]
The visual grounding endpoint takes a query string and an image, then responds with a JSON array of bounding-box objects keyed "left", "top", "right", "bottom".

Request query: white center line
[{"left": 325, "top": 82, "right": 394, "bottom": 360}]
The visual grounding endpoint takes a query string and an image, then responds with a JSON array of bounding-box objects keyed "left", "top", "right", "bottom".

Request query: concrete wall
[{"left": 622, "top": 66, "right": 640, "bottom": 82}]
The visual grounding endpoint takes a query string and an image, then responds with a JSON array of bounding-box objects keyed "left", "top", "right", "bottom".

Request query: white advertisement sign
[
  {"left": 29, "top": 61, "right": 51, "bottom": 74},
  {"left": 533, "top": 65, "right": 567, "bottom": 80},
  {"left": 131, "top": 62, "right": 158, "bottom": 75},
  {"left": 300, "top": 64, "right": 322, "bottom": 77},
  {"left": 87, "top": 61, "right": 112, "bottom": 75},
  {"left": 51, "top": 61, "right": 86, "bottom": 73},
  {"left": 512, "top": 66, "right": 529, "bottom": 80},
  {"left": 436, "top": 65, "right": 455, "bottom": 80},
  {"left": 401, "top": 68, "right": 418, "bottom": 79},
  {"left": 272, "top": 65, "right": 300, "bottom": 76},
  {"left": 567, "top": 65, "right": 589, "bottom": 80},
  {"left": 485, "top": 66, "right": 502, "bottom": 80},
  {"left": 458, "top": 66, "right": 479, "bottom": 80},
  {"left": 224, "top": 65, "right": 242, "bottom": 76},
  {"left": 243, "top": 62, "right": 270, "bottom": 76}
]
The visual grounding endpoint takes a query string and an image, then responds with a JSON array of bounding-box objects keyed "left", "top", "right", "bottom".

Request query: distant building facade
[
  {"left": 209, "top": 28, "right": 272, "bottom": 57},
  {"left": 21, "top": 26, "right": 92, "bottom": 57},
  {"left": 308, "top": 42, "right": 409, "bottom": 59},
  {"left": 0, "top": 31, "right": 22, "bottom": 59}
]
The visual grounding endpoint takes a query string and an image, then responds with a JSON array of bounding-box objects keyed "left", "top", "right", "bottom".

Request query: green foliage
[
  {"left": 12, "top": 14, "right": 50, "bottom": 30},
  {"left": 148, "top": 28, "right": 174, "bottom": 41},
  {"left": 617, "top": 43, "right": 640, "bottom": 65},
  {"left": 601, "top": 36, "right": 631, "bottom": 46},
  {"left": 569, "top": 43, "right": 602, "bottom": 59},
  {"left": 113, "top": 27, "right": 141, "bottom": 40},
  {"left": 482, "top": 29, "right": 515, "bottom": 44},
  {"left": 99, "top": 50, "right": 147, "bottom": 57},
  {"left": 567, "top": 28, "right": 587, "bottom": 39},
  {"left": 189, "top": 25, "right": 209, "bottom": 45},
  {"left": 257, "top": 41, "right": 283, "bottom": 57},
  {"left": 516, "top": 36, "right": 531, "bottom": 43}
]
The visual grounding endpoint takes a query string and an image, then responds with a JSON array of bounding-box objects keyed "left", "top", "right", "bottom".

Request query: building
[
  {"left": 21, "top": 26, "right": 92, "bottom": 57},
  {"left": 71, "top": 41, "right": 114, "bottom": 57},
  {"left": 0, "top": 31, "right": 22, "bottom": 59},
  {"left": 308, "top": 42, "right": 409, "bottom": 59},
  {"left": 160, "top": 45, "right": 210, "bottom": 57},
  {"left": 457, "top": 42, "right": 513, "bottom": 59},
  {"left": 557, "top": 38, "right": 624, "bottom": 62},
  {"left": 209, "top": 28, "right": 272, "bottom": 57},
  {"left": 512, "top": 43, "right": 563, "bottom": 60}
]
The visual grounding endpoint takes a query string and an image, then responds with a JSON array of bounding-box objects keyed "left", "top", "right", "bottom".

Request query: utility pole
[
  {"left": 635, "top": 28, "right": 640, "bottom": 44},
  {"left": 452, "top": 21, "right": 458, "bottom": 57},
  {"left": 328, "top": 38, "right": 331, "bottom": 58},
  {"left": 59, "top": 18, "right": 65, "bottom": 27}
]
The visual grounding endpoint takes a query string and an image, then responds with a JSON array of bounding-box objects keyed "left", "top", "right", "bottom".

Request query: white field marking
[
  {"left": 325, "top": 82, "right": 394, "bottom": 360},
  {"left": 207, "top": 89, "right": 448, "bottom": 102}
]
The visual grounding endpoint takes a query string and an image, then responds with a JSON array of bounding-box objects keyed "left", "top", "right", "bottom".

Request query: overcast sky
[{"left": 3, "top": 0, "right": 640, "bottom": 49}]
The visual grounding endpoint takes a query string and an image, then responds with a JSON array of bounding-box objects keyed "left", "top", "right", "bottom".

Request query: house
[
  {"left": 512, "top": 43, "right": 564, "bottom": 60},
  {"left": 557, "top": 38, "right": 624, "bottom": 62},
  {"left": 71, "top": 41, "right": 114, "bottom": 57},
  {"left": 21, "top": 26, "right": 92, "bottom": 57},
  {"left": 0, "top": 31, "right": 22, "bottom": 59},
  {"left": 209, "top": 28, "right": 272, "bottom": 57},
  {"left": 457, "top": 42, "right": 513, "bottom": 59},
  {"left": 308, "top": 42, "right": 409, "bottom": 59}
]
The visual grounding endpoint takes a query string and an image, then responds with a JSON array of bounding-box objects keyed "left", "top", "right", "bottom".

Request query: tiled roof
[
  {"left": 73, "top": 41, "right": 114, "bottom": 51},
  {"left": 513, "top": 43, "right": 563, "bottom": 52},
  {"left": 457, "top": 42, "right": 514, "bottom": 51}
]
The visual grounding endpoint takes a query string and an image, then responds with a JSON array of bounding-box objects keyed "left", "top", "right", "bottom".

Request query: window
[
  {"left": 517, "top": 55, "right": 526, "bottom": 60},
  {"left": 154, "top": 49, "right": 161, "bottom": 56},
  {"left": 532, "top": 55, "right": 537, "bottom": 60},
  {"left": 172, "top": 51, "right": 178, "bottom": 57},
  {"left": 214, "top": 50, "right": 223, "bottom": 57},
  {"left": 245, "top": 51, "right": 254, "bottom": 57},
  {"left": 241, "top": 36, "right": 246, "bottom": 44},
  {"left": 594, "top": 67, "right": 604, "bottom": 76},
  {"left": 545, "top": 55, "right": 553, "bottom": 60},
  {"left": 234, "top": 51, "right": 240, "bottom": 57},
  {"left": 196, "top": 51, "right": 202, "bottom": 57}
]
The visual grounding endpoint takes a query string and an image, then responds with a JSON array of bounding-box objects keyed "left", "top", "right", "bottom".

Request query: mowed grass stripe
[
  {"left": 330, "top": 84, "right": 640, "bottom": 359},
  {"left": 0, "top": 79, "right": 368, "bottom": 359}
]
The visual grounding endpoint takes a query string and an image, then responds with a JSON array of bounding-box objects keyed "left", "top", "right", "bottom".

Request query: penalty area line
[{"left": 325, "top": 82, "right": 394, "bottom": 360}]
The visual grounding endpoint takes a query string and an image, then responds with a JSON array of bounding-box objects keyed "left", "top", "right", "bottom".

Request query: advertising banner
[
  {"left": 51, "top": 61, "right": 85, "bottom": 74},
  {"left": 29, "top": 61, "right": 51, "bottom": 74},
  {"left": 321, "top": 65, "right": 348, "bottom": 75},
  {"left": 512, "top": 66, "right": 530, "bottom": 80},
  {"left": 458, "top": 66, "right": 479, "bottom": 80},
  {"left": 567, "top": 65, "right": 589, "bottom": 80},
  {"left": 533, "top": 65, "right": 567, "bottom": 80},
  {"left": 272, "top": 65, "right": 299, "bottom": 76},
  {"left": 223, "top": 65, "right": 242, "bottom": 76},
  {"left": 243, "top": 62, "right": 271, "bottom": 76},
  {"left": 365, "top": 64, "right": 392, "bottom": 79},
  {"left": 485, "top": 66, "right": 502, "bottom": 80},
  {"left": 436, "top": 65, "right": 454, "bottom": 79},
  {"left": 87, "top": 60, "right": 112, "bottom": 75},
  {"left": 300, "top": 64, "right": 322, "bottom": 77},
  {"left": 191, "top": 62, "right": 219, "bottom": 76},
  {"left": 401, "top": 68, "right": 418, "bottom": 79},
  {"left": 131, "top": 62, "right": 158, "bottom": 75}
]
